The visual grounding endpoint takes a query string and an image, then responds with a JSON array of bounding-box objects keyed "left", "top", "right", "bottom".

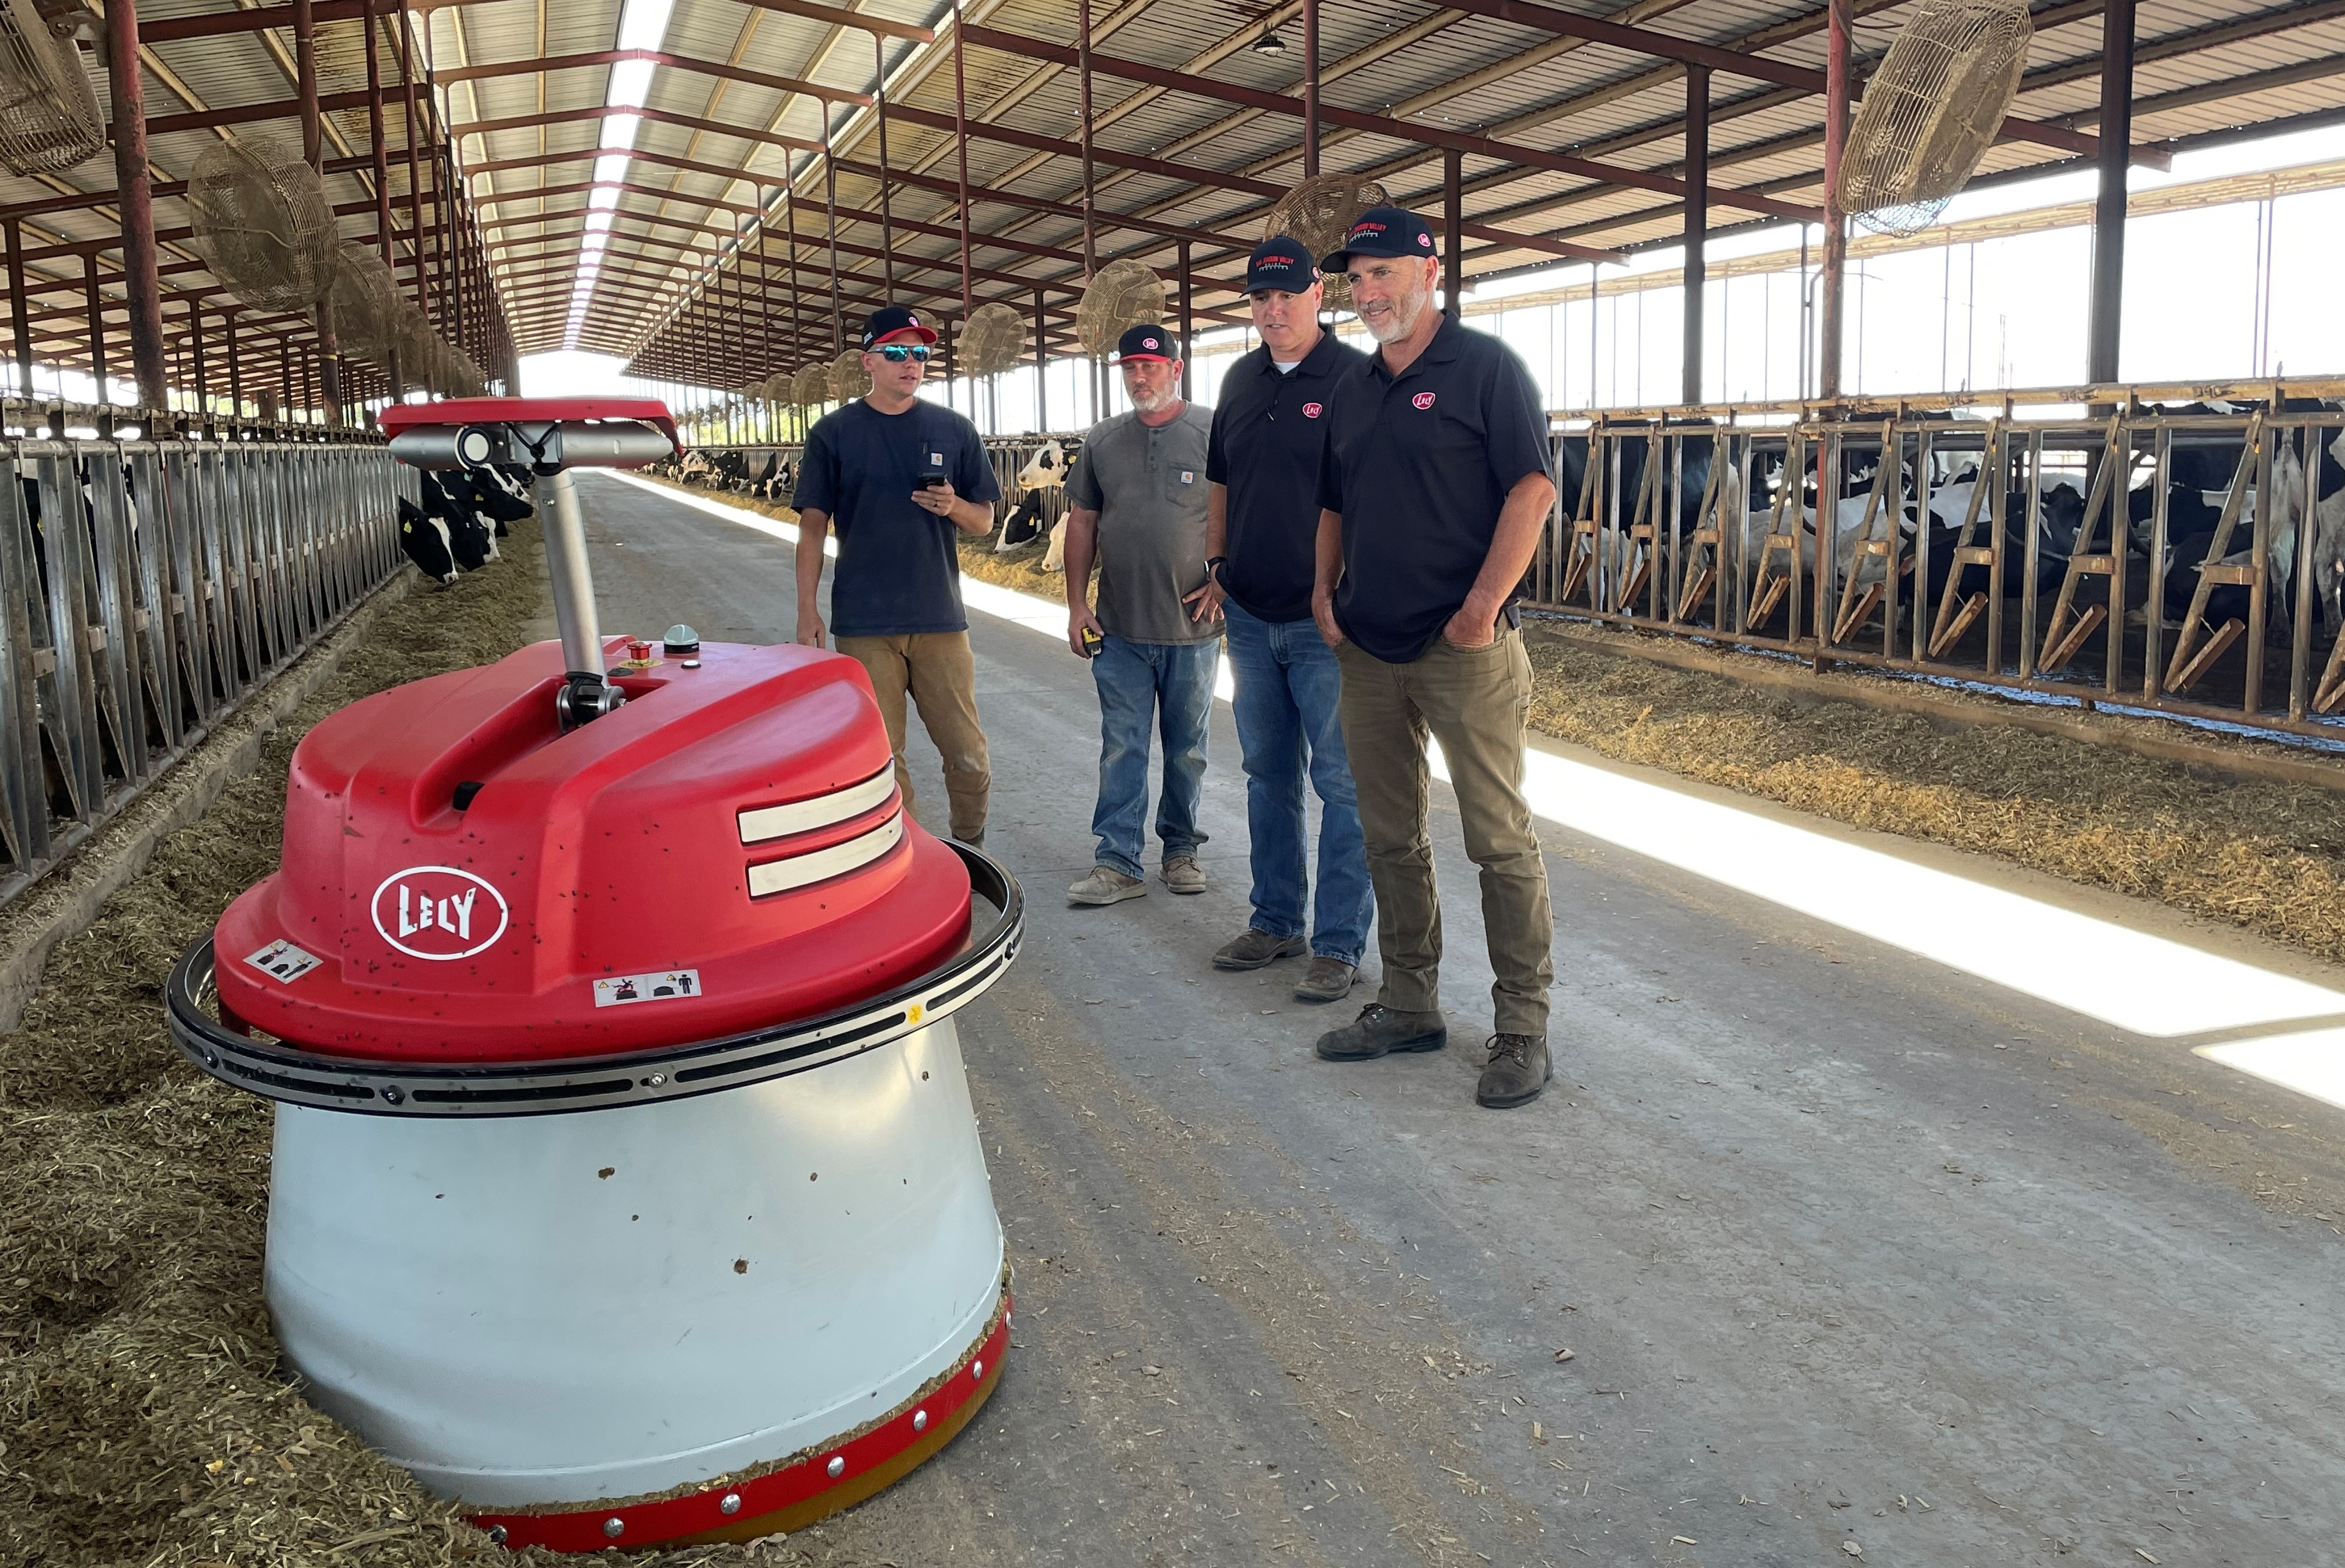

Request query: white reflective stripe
[
  {"left": 738, "top": 767, "right": 897, "bottom": 845},
  {"left": 746, "top": 812, "right": 904, "bottom": 898}
]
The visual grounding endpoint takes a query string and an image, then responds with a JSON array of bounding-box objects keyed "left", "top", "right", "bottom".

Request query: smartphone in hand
[{"left": 916, "top": 467, "right": 949, "bottom": 489}]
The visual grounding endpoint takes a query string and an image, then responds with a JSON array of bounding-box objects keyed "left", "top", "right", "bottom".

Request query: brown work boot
[
  {"left": 1067, "top": 865, "right": 1146, "bottom": 906},
  {"left": 1162, "top": 855, "right": 1208, "bottom": 894},
  {"left": 1212, "top": 929, "right": 1306, "bottom": 970},
  {"left": 1475, "top": 1034, "right": 1553, "bottom": 1108},
  {"left": 1315, "top": 1003, "right": 1447, "bottom": 1062},
  {"left": 1292, "top": 957, "right": 1358, "bottom": 1003}
]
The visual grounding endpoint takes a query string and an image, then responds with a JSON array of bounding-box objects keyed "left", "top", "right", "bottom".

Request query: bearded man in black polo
[{"left": 1307, "top": 207, "right": 1560, "bottom": 1111}]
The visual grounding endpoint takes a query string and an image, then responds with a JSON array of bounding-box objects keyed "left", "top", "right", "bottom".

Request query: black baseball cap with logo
[
  {"left": 1244, "top": 236, "right": 1319, "bottom": 295},
  {"left": 859, "top": 304, "right": 939, "bottom": 348},
  {"left": 1319, "top": 205, "right": 1439, "bottom": 272},
  {"left": 1114, "top": 325, "right": 1179, "bottom": 363}
]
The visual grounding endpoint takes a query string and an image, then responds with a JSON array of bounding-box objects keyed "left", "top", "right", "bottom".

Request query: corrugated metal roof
[{"left": 7, "top": 0, "right": 2344, "bottom": 380}]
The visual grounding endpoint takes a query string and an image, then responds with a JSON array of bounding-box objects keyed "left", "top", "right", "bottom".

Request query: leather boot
[{"left": 1475, "top": 1034, "right": 1552, "bottom": 1108}]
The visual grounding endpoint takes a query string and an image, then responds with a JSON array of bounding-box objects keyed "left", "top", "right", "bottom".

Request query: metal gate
[
  {"left": 1531, "top": 383, "right": 2345, "bottom": 745},
  {"left": 0, "top": 437, "right": 409, "bottom": 905}
]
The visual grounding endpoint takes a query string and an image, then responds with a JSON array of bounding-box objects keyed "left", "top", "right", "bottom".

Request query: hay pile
[
  {"left": 1522, "top": 626, "right": 2345, "bottom": 964},
  {"left": 0, "top": 523, "right": 826, "bottom": 1568}
]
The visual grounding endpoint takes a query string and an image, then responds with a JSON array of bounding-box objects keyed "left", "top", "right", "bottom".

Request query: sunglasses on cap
[{"left": 872, "top": 344, "right": 932, "bottom": 362}]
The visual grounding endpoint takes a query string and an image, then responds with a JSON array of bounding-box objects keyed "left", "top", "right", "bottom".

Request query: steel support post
[
  {"left": 1819, "top": 0, "right": 1851, "bottom": 403},
  {"left": 823, "top": 121, "right": 843, "bottom": 352},
  {"left": 398, "top": 8, "right": 428, "bottom": 307},
  {"left": 189, "top": 305, "right": 208, "bottom": 416},
  {"left": 873, "top": 33, "right": 894, "bottom": 303},
  {"left": 786, "top": 187, "right": 803, "bottom": 363},
  {"left": 226, "top": 307, "right": 243, "bottom": 415},
  {"left": 2089, "top": 0, "right": 2136, "bottom": 387},
  {"left": 364, "top": 0, "right": 404, "bottom": 396},
  {"left": 293, "top": 0, "right": 343, "bottom": 424},
  {"left": 1302, "top": 0, "right": 1320, "bottom": 177},
  {"left": 952, "top": 0, "right": 973, "bottom": 319},
  {"left": 104, "top": 0, "right": 169, "bottom": 412},
  {"left": 1444, "top": 148, "right": 1463, "bottom": 323},
  {"left": 5, "top": 220, "right": 32, "bottom": 398},
  {"left": 1177, "top": 242, "right": 1191, "bottom": 399},
  {"left": 83, "top": 254, "right": 106, "bottom": 393},
  {"left": 1683, "top": 65, "right": 1710, "bottom": 407},
  {"left": 1033, "top": 286, "right": 1048, "bottom": 430},
  {"left": 1077, "top": 0, "right": 1095, "bottom": 274}
]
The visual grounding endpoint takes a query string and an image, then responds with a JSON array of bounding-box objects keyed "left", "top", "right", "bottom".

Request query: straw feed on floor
[{"left": 1518, "top": 626, "right": 2345, "bottom": 965}]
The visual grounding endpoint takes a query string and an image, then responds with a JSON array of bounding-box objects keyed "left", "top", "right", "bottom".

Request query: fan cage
[
  {"left": 1261, "top": 174, "right": 1386, "bottom": 314},
  {"left": 829, "top": 348, "right": 872, "bottom": 402},
  {"left": 188, "top": 137, "right": 340, "bottom": 313},
  {"left": 1075, "top": 259, "right": 1166, "bottom": 360},
  {"left": 0, "top": 0, "right": 103, "bottom": 174},
  {"left": 960, "top": 302, "right": 1028, "bottom": 377},
  {"left": 1839, "top": 0, "right": 2033, "bottom": 229}
]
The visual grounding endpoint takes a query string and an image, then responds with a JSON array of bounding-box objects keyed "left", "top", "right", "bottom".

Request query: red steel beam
[
  {"left": 1428, "top": 0, "right": 2153, "bottom": 168},
  {"left": 959, "top": 21, "right": 1806, "bottom": 229},
  {"left": 408, "top": 0, "right": 932, "bottom": 42},
  {"left": 434, "top": 48, "right": 867, "bottom": 105},
  {"left": 450, "top": 105, "right": 822, "bottom": 156}
]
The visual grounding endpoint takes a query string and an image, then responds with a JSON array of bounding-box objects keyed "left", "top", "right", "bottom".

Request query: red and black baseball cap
[
  {"left": 1319, "top": 206, "right": 1439, "bottom": 272},
  {"left": 1244, "top": 236, "right": 1319, "bottom": 295},
  {"left": 1113, "top": 325, "right": 1180, "bottom": 363},
  {"left": 859, "top": 304, "right": 939, "bottom": 349}
]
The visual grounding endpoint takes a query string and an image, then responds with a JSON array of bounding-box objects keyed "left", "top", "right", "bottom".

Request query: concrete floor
[{"left": 559, "top": 474, "right": 2345, "bottom": 1568}]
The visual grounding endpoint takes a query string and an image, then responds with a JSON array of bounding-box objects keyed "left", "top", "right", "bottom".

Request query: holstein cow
[
  {"left": 398, "top": 495, "right": 458, "bottom": 585},
  {"left": 420, "top": 473, "right": 496, "bottom": 572},
  {"left": 1000, "top": 438, "right": 1081, "bottom": 571}
]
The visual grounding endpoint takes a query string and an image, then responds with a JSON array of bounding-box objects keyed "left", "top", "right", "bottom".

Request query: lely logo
[
  {"left": 1418, "top": 232, "right": 1434, "bottom": 247},
  {"left": 1302, "top": 402, "right": 1323, "bottom": 419},
  {"left": 1413, "top": 391, "right": 1437, "bottom": 410},
  {"left": 372, "top": 865, "right": 510, "bottom": 960},
  {"left": 1142, "top": 336, "right": 1159, "bottom": 350}
]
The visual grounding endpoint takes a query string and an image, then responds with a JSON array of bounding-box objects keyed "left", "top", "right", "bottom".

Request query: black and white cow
[
  {"left": 998, "top": 438, "right": 1080, "bottom": 569},
  {"left": 399, "top": 495, "right": 458, "bottom": 584},
  {"left": 419, "top": 473, "right": 496, "bottom": 572}
]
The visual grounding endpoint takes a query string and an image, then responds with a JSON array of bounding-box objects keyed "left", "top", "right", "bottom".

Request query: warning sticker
[
  {"left": 244, "top": 939, "right": 324, "bottom": 984},
  {"left": 593, "top": 969, "right": 704, "bottom": 1008}
]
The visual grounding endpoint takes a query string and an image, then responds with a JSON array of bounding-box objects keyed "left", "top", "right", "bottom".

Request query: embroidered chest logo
[
  {"left": 1302, "top": 402, "right": 1323, "bottom": 419},
  {"left": 1412, "top": 391, "right": 1437, "bottom": 411},
  {"left": 371, "top": 865, "right": 510, "bottom": 960}
]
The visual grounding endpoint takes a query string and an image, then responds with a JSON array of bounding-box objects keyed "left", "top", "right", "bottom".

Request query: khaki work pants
[
  {"left": 836, "top": 631, "right": 991, "bottom": 840},
  {"left": 1335, "top": 629, "right": 1554, "bottom": 1037}
]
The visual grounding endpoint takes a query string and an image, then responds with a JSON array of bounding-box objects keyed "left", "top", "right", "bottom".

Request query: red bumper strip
[{"left": 470, "top": 1297, "right": 1009, "bottom": 1552}]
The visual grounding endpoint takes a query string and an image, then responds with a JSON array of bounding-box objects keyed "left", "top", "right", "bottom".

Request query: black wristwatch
[{"left": 1204, "top": 556, "right": 1228, "bottom": 585}]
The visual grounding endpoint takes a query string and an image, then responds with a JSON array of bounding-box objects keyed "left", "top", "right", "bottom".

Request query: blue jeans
[
  {"left": 1090, "top": 635, "right": 1217, "bottom": 880},
  {"left": 1222, "top": 602, "right": 1373, "bottom": 965}
]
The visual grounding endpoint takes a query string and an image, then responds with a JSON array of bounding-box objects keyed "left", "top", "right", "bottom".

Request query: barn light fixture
[{"left": 1251, "top": 27, "right": 1286, "bottom": 54}]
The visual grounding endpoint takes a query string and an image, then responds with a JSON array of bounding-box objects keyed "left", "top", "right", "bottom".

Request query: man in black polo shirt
[
  {"left": 792, "top": 305, "right": 1002, "bottom": 845},
  {"left": 1190, "top": 237, "right": 1374, "bottom": 1004},
  {"left": 1308, "top": 207, "right": 1560, "bottom": 1110}
]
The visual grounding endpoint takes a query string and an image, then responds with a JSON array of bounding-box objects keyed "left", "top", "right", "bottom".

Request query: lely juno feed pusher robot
[{"left": 166, "top": 399, "right": 1022, "bottom": 1550}]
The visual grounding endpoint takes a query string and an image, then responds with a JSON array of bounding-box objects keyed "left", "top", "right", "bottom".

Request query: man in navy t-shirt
[
  {"left": 792, "top": 305, "right": 1002, "bottom": 845},
  {"left": 1308, "top": 208, "right": 1560, "bottom": 1112}
]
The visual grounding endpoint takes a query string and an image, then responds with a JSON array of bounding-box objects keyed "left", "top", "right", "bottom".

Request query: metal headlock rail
[
  {"left": 667, "top": 377, "right": 2345, "bottom": 750},
  {"left": 0, "top": 414, "right": 410, "bottom": 905},
  {"left": 1533, "top": 378, "right": 2345, "bottom": 747}
]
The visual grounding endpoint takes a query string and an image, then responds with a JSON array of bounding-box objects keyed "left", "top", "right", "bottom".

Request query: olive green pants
[
  {"left": 1335, "top": 629, "right": 1554, "bottom": 1037},
  {"left": 836, "top": 631, "right": 991, "bottom": 841}
]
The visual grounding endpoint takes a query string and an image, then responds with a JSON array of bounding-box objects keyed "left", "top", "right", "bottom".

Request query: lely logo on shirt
[
  {"left": 1302, "top": 402, "right": 1323, "bottom": 419},
  {"left": 1412, "top": 391, "right": 1437, "bottom": 411}
]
